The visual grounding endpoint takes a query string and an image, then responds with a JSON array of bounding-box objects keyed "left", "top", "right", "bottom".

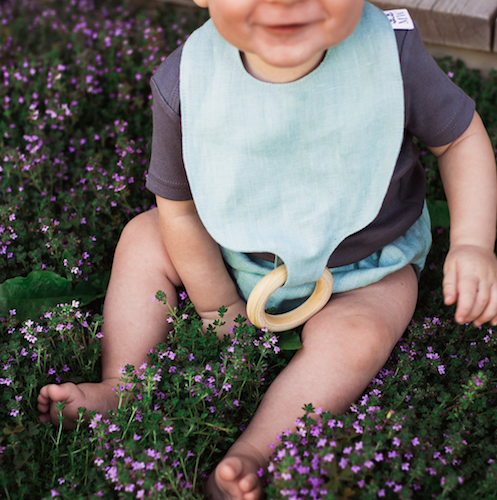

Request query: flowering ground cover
[{"left": 1, "top": 0, "right": 497, "bottom": 498}]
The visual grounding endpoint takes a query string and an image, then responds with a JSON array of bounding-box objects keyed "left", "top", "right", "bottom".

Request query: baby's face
[{"left": 193, "top": 0, "right": 364, "bottom": 82}]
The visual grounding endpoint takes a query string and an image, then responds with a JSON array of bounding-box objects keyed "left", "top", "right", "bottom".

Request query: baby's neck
[{"left": 241, "top": 51, "right": 326, "bottom": 83}]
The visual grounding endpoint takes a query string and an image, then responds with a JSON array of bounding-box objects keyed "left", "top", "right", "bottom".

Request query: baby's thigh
[{"left": 301, "top": 265, "right": 418, "bottom": 365}]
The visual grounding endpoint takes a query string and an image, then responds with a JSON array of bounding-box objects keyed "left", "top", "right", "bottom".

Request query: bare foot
[
  {"left": 205, "top": 446, "right": 265, "bottom": 500},
  {"left": 37, "top": 379, "right": 121, "bottom": 429}
]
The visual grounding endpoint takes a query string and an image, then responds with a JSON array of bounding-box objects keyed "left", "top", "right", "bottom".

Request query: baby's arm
[
  {"left": 429, "top": 111, "right": 497, "bottom": 326},
  {"left": 156, "top": 196, "right": 246, "bottom": 334}
]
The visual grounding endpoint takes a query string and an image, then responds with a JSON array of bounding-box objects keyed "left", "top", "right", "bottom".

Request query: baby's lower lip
[{"left": 264, "top": 23, "right": 307, "bottom": 34}]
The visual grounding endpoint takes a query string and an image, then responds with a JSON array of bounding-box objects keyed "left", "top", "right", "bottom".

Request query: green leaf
[
  {"left": 73, "top": 271, "right": 111, "bottom": 305},
  {"left": 427, "top": 199, "right": 450, "bottom": 228},
  {"left": 0, "top": 270, "right": 110, "bottom": 323},
  {"left": 277, "top": 330, "right": 303, "bottom": 350}
]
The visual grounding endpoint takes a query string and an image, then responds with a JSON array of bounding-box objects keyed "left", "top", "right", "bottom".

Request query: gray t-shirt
[{"left": 146, "top": 23, "right": 475, "bottom": 268}]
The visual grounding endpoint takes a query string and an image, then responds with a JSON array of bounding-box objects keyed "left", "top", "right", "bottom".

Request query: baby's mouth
[{"left": 263, "top": 23, "right": 308, "bottom": 34}]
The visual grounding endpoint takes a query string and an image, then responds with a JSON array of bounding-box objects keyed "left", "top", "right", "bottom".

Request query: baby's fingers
[
  {"left": 473, "top": 284, "right": 497, "bottom": 327},
  {"left": 452, "top": 275, "right": 480, "bottom": 324},
  {"left": 442, "top": 266, "right": 457, "bottom": 306}
]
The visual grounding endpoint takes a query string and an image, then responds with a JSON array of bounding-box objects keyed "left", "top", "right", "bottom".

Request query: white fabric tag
[{"left": 384, "top": 9, "right": 414, "bottom": 30}]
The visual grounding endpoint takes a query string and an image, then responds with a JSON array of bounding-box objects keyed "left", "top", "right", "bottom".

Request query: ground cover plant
[{"left": 1, "top": 0, "right": 497, "bottom": 498}]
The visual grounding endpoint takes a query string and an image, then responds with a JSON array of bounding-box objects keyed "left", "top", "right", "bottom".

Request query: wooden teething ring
[{"left": 246, "top": 265, "right": 333, "bottom": 332}]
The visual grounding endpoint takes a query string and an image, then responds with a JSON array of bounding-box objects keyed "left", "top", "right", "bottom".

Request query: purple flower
[
  {"left": 296, "top": 465, "right": 310, "bottom": 474},
  {"left": 353, "top": 421, "right": 363, "bottom": 433},
  {"left": 316, "top": 438, "right": 327, "bottom": 448}
]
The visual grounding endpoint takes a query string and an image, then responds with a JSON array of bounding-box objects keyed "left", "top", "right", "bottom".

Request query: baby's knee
[
  {"left": 113, "top": 209, "right": 180, "bottom": 284},
  {"left": 117, "top": 209, "right": 163, "bottom": 255},
  {"left": 120, "top": 209, "right": 160, "bottom": 241}
]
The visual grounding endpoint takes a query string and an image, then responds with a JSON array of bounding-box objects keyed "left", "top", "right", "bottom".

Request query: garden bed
[{"left": 1, "top": 0, "right": 497, "bottom": 498}]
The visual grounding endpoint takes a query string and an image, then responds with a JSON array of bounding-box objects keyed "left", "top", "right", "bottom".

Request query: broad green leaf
[
  {"left": 0, "top": 270, "right": 110, "bottom": 323},
  {"left": 74, "top": 271, "right": 111, "bottom": 305},
  {"left": 427, "top": 199, "right": 450, "bottom": 229},
  {"left": 277, "top": 330, "right": 303, "bottom": 350}
]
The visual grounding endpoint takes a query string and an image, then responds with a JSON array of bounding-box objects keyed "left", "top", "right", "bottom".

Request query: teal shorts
[{"left": 221, "top": 203, "right": 432, "bottom": 313}]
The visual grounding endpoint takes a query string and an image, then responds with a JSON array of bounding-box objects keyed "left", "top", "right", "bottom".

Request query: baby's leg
[
  {"left": 38, "top": 209, "right": 181, "bottom": 428},
  {"left": 206, "top": 265, "right": 418, "bottom": 500}
]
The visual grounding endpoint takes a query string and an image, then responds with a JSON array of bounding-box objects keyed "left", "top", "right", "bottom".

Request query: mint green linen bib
[{"left": 180, "top": 2, "right": 404, "bottom": 289}]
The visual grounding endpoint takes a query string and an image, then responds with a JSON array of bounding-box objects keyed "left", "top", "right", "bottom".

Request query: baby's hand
[
  {"left": 199, "top": 298, "right": 247, "bottom": 339},
  {"left": 443, "top": 244, "right": 497, "bottom": 326}
]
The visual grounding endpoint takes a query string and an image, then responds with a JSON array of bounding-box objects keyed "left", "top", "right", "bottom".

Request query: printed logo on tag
[{"left": 384, "top": 9, "right": 414, "bottom": 30}]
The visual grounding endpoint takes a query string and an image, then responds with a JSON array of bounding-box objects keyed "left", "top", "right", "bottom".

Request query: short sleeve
[
  {"left": 398, "top": 24, "right": 475, "bottom": 147},
  {"left": 145, "top": 46, "right": 192, "bottom": 201}
]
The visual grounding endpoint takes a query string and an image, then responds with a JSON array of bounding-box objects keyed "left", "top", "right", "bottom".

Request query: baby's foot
[
  {"left": 37, "top": 379, "right": 120, "bottom": 429},
  {"left": 205, "top": 453, "right": 264, "bottom": 500}
]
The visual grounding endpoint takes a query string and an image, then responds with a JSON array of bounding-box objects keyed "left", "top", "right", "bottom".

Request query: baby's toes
[
  {"left": 217, "top": 456, "right": 243, "bottom": 482},
  {"left": 38, "top": 413, "right": 52, "bottom": 424},
  {"left": 37, "top": 393, "right": 50, "bottom": 411},
  {"left": 37, "top": 387, "right": 54, "bottom": 418},
  {"left": 239, "top": 473, "right": 262, "bottom": 500},
  {"left": 44, "top": 382, "right": 78, "bottom": 404}
]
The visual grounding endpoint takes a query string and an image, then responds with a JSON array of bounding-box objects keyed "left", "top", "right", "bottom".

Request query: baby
[{"left": 38, "top": 1, "right": 497, "bottom": 499}]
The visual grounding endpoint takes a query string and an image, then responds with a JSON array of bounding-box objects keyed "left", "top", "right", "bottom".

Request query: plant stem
[
  {"left": 3, "top": 485, "right": 11, "bottom": 500},
  {"left": 121, "top": 406, "right": 137, "bottom": 441}
]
